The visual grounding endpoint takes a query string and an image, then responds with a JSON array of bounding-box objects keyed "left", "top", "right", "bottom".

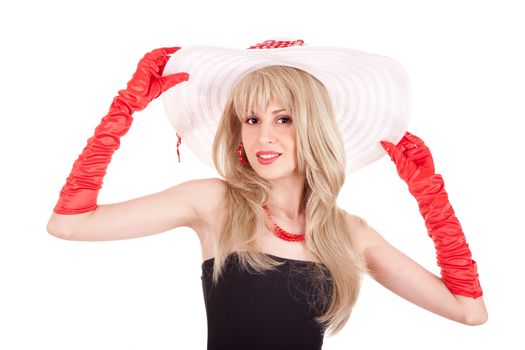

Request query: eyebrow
[{"left": 249, "top": 109, "right": 287, "bottom": 115}]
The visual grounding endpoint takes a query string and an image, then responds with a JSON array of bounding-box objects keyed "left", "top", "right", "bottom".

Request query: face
[{"left": 241, "top": 100, "right": 300, "bottom": 181}]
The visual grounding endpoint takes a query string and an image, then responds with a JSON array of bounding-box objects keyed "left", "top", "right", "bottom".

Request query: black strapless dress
[{"left": 201, "top": 252, "right": 333, "bottom": 350}]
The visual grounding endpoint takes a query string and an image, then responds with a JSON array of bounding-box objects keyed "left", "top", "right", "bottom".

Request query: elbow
[
  {"left": 453, "top": 293, "right": 488, "bottom": 326},
  {"left": 47, "top": 210, "right": 93, "bottom": 240},
  {"left": 463, "top": 309, "right": 488, "bottom": 326},
  {"left": 46, "top": 215, "right": 75, "bottom": 240}
]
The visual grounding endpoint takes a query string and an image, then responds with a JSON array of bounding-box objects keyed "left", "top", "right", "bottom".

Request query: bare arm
[
  {"left": 47, "top": 178, "right": 226, "bottom": 241},
  {"left": 348, "top": 214, "right": 488, "bottom": 325}
]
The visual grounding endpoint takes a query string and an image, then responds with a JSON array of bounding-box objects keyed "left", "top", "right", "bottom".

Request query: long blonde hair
[{"left": 211, "top": 65, "right": 366, "bottom": 335}]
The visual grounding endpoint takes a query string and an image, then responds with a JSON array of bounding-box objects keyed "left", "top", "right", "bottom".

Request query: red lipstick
[{"left": 256, "top": 151, "right": 282, "bottom": 165}]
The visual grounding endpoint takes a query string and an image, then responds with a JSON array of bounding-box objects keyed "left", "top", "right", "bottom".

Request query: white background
[{"left": 1, "top": 0, "right": 523, "bottom": 349}]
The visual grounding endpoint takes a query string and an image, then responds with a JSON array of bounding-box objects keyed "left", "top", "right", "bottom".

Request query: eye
[
  {"left": 244, "top": 115, "right": 292, "bottom": 125},
  {"left": 277, "top": 116, "right": 292, "bottom": 124}
]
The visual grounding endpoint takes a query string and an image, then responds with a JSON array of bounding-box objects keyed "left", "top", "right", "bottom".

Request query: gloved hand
[
  {"left": 380, "top": 131, "right": 483, "bottom": 298},
  {"left": 54, "top": 47, "right": 189, "bottom": 214}
]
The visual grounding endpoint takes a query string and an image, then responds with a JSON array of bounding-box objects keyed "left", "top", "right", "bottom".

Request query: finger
[
  {"left": 161, "top": 47, "right": 182, "bottom": 55},
  {"left": 144, "top": 47, "right": 182, "bottom": 61},
  {"left": 404, "top": 145, "right": 428, "bottom": 161},
  {"left": 380, "top": 140, "right": 393, "bottom": 149},
  {"left": 404, "top": 131, "right": 427, "bottom": 148},
  {"left": 160, "top": 72, "right": 190, "bottom": 91},
  {"left": 402, "top": 141, "right": 435, "bottom": 173},
  {"left": 382, "top": 140, "right": 421, "bottom": 181},
  {"left": 399, "top": 134, "right": 417, "bottom": 148},
  {"left": 398, "top": 134, "right": 428, "bottom": 159},
  {"left": 156, "top": 48, "right": 183, "bottom": 71},
  {"left": 380, "top": 140, "right": 395, "bottom": 155},
  {"left": 380, "top": 140, "right": 404, "bottom": 162},
  {"left": 401, "top": 133, "right": 433, "bottom": 161},
  {"left": 387, "top": 145, "right": 416, "bottom": 179},
  {"left": 390, "top": 146, "right": 409, "bottom": 166}
]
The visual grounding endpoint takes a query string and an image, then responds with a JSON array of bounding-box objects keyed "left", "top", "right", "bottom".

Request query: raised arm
[
  {"left": 47, "top": 178, "right": 226, "bottom": 241},
  {"left": 348, "top": 214, "right": 487, "bottom": 325},
  {"left": 355, "top": 131, "right": 487, "bottom": 324},
  {"left": 47, "top": 47, "right": 192, "bottom": 240}
]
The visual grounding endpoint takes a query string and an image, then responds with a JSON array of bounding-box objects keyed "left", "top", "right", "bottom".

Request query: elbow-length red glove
[
  {"left": 380, "top": 132, "right": 483, "bottom": 298},
  {"left": 53, "top": 47, "right": 189, "bottom": 214}
]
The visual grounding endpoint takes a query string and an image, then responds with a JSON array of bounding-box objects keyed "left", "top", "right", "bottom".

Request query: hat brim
[{"left": 161, "top": 44, "right": 411, "bottom": 173}]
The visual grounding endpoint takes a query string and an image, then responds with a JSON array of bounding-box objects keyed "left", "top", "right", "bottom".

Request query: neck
[{"left": 265, "top": 175, "right": 306, "bottom": 221}]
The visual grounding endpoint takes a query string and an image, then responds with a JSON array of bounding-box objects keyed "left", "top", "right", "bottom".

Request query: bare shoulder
[
  {"left": 343, "top": 211, "right": 386, "bottom": 257},
  {"left": 181, "top": 177, "right": 228, "bottom": 233},
  {"left": 182, "top": 177, "right": 227, "bottom": 195},
  {"left": 344, "top": 211, "right": 368, "bottom": 228},
  {"left": 186, "top": 177, "right": 228, "bottom": 216}
]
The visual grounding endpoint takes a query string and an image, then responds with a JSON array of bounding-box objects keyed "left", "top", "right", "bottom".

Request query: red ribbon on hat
[{"left": 248, "top": 39, "right": 305, "bottom": 49}]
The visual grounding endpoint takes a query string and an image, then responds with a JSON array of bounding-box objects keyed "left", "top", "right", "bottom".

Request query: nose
[{"left": 258, "top": 122, "right": 276, "bottom": 144}]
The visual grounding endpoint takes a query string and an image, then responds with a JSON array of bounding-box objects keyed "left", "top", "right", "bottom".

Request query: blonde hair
[{"left": 211, "top": 65, "right": 366, "bottom": 335}]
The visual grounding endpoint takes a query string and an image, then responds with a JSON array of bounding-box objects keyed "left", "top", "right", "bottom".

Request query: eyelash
[{"left": 245, "top": 116, "right": 292, "bottom": 125}]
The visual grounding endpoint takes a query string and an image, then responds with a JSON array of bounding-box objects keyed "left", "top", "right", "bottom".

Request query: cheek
[
  {"left": 284, "top": 129, "right": 297, "bottom": 148},
  {"left": 241, "top": 128, "right": 252, "bottom": 144}
]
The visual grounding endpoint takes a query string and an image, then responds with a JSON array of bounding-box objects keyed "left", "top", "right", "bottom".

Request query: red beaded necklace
[{"left": 262, "top": 205, "right": 306, "bottom": 242}]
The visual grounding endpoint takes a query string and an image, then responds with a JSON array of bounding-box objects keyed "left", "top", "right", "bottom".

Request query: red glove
[
  {"left": 380, "top": 132, "right": 483, "bottom": 298},
  {"left": 54, "top": 47, "right": 189, "bottom": 214}
]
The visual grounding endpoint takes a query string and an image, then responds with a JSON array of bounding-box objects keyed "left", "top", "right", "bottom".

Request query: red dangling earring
[{"left": 237, "top": 142, "right": 250, "bottom": 166}]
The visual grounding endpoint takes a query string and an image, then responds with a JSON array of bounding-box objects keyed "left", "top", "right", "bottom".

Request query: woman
[{"left": 47, "top": 41, "right": 487, "bottom": 349}]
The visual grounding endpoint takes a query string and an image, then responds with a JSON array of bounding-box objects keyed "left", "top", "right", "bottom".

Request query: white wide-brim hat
[{"left": 161, "top": 39, "right": 411, "bottom": 173}]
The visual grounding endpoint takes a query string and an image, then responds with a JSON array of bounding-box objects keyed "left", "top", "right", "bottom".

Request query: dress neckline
[{"left": 202, "top": 252, "right": 324, "bottom": 267}]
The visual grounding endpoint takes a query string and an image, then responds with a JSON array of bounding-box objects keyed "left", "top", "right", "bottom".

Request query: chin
[{"left": 252, "top": 166, "right": 299, "bottom": 181}]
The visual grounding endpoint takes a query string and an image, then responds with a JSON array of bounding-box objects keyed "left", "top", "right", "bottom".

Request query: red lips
[
  {"left": 256, "top": 151, "right": 282, "bottom": 156},
  {"left": 256, "top": 151, "right": 282, "bottom": 165}
]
